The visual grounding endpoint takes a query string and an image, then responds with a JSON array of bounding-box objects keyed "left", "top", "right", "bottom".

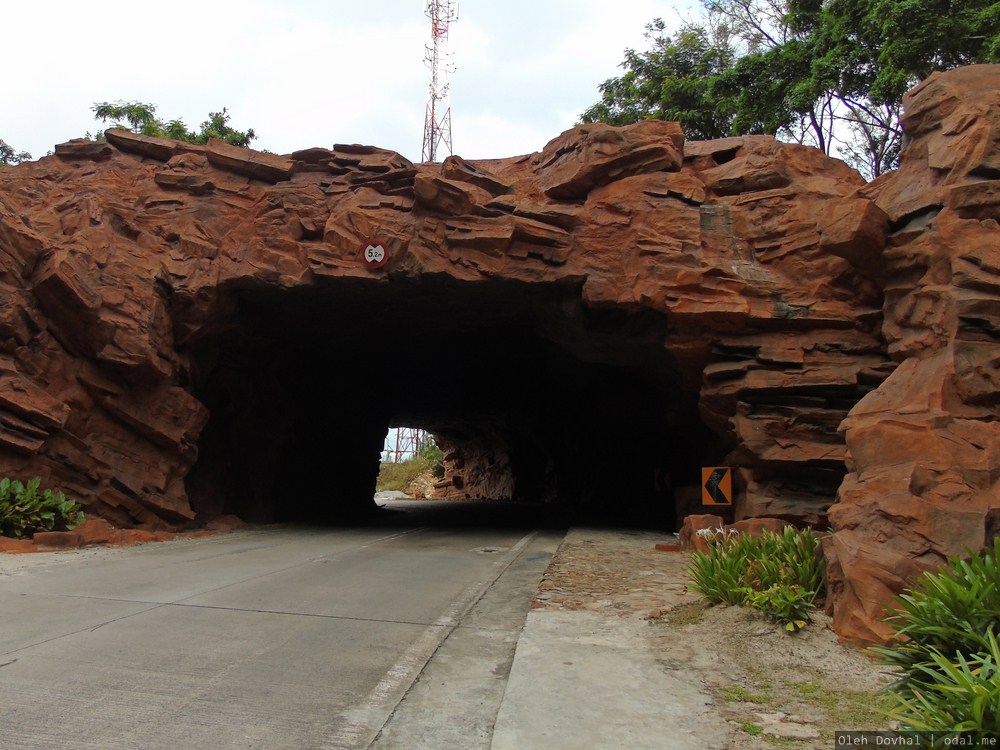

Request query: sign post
[{"left": 701, "top": 467, "right": 733, "bottom": 506}]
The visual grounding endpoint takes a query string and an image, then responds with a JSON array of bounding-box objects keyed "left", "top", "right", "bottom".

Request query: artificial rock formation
[
  {"left": 1, "top": 65, "right": 999, "bottom": 643},
  {"left": 825, "top": 66, "right": 1000, "bottom": 643}
]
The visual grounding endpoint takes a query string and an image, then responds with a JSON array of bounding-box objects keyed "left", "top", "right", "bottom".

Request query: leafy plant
[
  {"left": 749, "top": 584, "right": 815, "bottom": 632},
  {"left": 885, "top": 630, "right": 1000, "bottom": 732},
  {"left": 418, "top": 437, "right": 445, "bottom": 478},
  {"left": 0, "top": 477, "right": 84, "bottom": 538},
  {"left": 0, "top": 138, "right": 31, "bottom": 166},
  {"left": 871, "top": 538, "right": 1000, "bottom": 700},
  {"left": 688, "top": 526, "right": 825, "bottom": 631},
  {"left": 90, "top": 101, "right": 256, "bottom": 148},
  {"left": 583, "top": 1, "right": 1000, "bottom": 179},
  {"left": 688, "top": 530, "right": 753, "bottom": 605}
]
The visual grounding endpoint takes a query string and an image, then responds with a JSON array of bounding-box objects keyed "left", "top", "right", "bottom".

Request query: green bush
[
  {"left": 884, "top": 630, "right": 1000, "bottom": 732},
  {"left": 687, "top": 530, "right": 752, "bottom": 605},
  {"left": 688, "top": 526, "right": 825, "bottom": 632},
  {"left": 747, "top": 584, "right": 816, "bottom": 633},
  {"left": 418, "top": 438, "right": 445, "bottom": 478},
  {"left": 0, "top": 477, "right": 85, "bottom": 538},
  {"left": 871, "top": 537, "right": 1000, "bottom": 720}
]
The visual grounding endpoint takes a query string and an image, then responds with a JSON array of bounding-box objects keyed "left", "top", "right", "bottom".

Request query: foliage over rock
[{"left": 0, "top": 477, "right": 84, "bottom": 538}]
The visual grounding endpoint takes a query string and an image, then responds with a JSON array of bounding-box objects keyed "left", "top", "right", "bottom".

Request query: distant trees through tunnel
[{"left": 181, "top": 276, "right": 723, "bottom": 530}]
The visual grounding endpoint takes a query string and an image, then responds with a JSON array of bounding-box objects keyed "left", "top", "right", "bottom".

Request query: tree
[
  {"left": 91, "top": 100, "right": 257, "bottom": 148},
  {"left": 870, "top": 0, "right": 1000, "bottom": 97},
  {"left": 192, "top": 109, "right": 257, "bottom": 148},
  {"left": 0, "top": 138, "right": 31, "bottom": 166},
  {"left": 703, "top": 0, "right": 842, "bottom": 155},
  {"left": 582, "top": 20, "right": 738, "bottom": 140},
  {"left": 583, "top": 0, "right": 1000, "bottom": 180},
  {"left": 92, "top": 101, "right": 160, "bottom": 135}
]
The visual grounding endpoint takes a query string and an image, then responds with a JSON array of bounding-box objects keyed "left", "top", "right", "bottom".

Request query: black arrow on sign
[{"left": 704, "top": 467, "right": 730, "bottom": 504}]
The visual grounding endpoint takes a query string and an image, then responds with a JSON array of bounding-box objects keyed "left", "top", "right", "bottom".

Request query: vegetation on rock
[
  {"left": 583, "top": 0, "right": 1000, "bottom": 179},
  {"left": 0, "top": 138, "right": 31, "bottom": 166},
  {"left": 871, "top": 538, "right": 1000, "bottom": 731},
  {"left": 375, "top": 437, "right": 444, "bottom": 493},
  {"left": 90, "top": 100, "right": 257, "bottom": 147},
  {"left": 0, "top": 477, "right": 84, "bottom": 538}
]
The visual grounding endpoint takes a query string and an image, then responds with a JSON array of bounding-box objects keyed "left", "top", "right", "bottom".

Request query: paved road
[{"left": 0, "top": 501, "right": 564, "bottom": 750}]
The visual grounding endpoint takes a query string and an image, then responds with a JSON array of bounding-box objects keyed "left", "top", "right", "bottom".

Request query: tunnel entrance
[{"left": 183, "top": 277, "right": 720, "bottom": 530}]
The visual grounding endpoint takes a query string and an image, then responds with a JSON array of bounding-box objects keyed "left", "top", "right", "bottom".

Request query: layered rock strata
[
  {"left": 826, "top": 66, "right": 1000, "bottom": 643},
  {"left": 1, "top": 65, "right": 998, "bottom": 642}
]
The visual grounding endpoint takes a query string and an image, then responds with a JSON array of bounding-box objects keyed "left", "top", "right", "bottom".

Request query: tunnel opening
[{"left": 182, "top": 277, "right": 722, "bottom": 530}]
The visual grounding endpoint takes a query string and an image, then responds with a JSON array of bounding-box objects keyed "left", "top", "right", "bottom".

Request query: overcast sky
[{"left": 3, "top": 1, "right": 697, "bottom": 163}]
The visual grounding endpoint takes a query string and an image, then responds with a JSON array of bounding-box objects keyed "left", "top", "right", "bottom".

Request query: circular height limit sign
[{"left": 361, "top": 239, "right": 389, "bottom": 270}]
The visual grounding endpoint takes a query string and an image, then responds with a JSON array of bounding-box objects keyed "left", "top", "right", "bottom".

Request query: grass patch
[
  {"left": 741, "top": 720, "right": 764, "bottom": 736},
  {"left": 723, "top": 684, "right": 772, "bottom": 704},
  {"left": 375, "top": 457, "right": 433, "bottom": 493},
  {"left": 784, "top": 679, "right": 892, "bottom": 729},
  {"left": 764, "top": 737, "right": 803, "bottom": 747},
  {"left": 663, "top": 602, "right": 710, "bottom": 626}
]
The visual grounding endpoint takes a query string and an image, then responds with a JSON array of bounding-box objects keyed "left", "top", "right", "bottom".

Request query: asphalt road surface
[{"left": 0, "top": 500, "right": 564, "bottom": 750}]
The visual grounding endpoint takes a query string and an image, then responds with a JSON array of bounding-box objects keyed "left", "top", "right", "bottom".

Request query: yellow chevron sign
[{"left": 701, "top": 467, "right": 733, "bottom": 505}]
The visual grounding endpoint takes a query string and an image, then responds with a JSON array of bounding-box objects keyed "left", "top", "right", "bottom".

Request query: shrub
[
  {"left": 418, "top": 437, "right": 445, "bottom": 478},
  {"left": 688, "top": 526, "right": 825, "bottom": 632},
  {"left": 747, "top": 584, "right": 816, "bottom": 633},
  {"left": 0, "top": 477, "right": 85, "bottom": 538},
  {"left": 688, "top": 529, "right": 752, "bottom": 605},
  {"left": 871, "top": 538, "right": 1000, "bottom": 700},
  {"left": 885, "top": 630, "right": 1000, "bottom": 732}
]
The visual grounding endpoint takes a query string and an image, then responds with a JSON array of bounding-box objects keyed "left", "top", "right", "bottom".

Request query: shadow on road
[{"left": 317, "top": 497, "right": 676, "bottom": 534}]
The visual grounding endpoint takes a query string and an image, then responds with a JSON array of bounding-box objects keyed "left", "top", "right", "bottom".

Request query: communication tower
[
  {"left": 384, "top": 427, "right": 424, "bottom": 463},
  {"left": 421, "top": 0, "right": 458, "bottom": 163}
]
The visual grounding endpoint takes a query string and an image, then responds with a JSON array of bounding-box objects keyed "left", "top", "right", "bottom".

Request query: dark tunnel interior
[{"left": 181, "top": 277, "right": 723, "bottom": 530}]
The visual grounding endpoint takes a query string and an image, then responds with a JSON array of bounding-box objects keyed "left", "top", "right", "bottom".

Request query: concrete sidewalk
[
  {"left": 492, "top": 608, "right": 726, "bottom": 750},
  {"left": 490, "top": 528, "right": 727, "bottom": 750}
]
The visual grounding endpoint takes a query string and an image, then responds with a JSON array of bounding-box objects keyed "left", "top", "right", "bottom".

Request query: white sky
[{"left": 3, "top": 1, "right": 697, "bottom": 163}]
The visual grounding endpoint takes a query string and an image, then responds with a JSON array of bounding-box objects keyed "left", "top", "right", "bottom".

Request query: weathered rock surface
[
  {"left": 827, "top": 65, "right": 1000, "bottom": 644},
  {"left": 1, "top": 66, "right": 999, "bottom": 643}
]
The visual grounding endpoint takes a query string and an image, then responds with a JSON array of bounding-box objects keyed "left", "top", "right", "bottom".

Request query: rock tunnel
[
  {"left": 182, "top": 275, "right": 716, "bottom": 528},
  {"left": 5, "top": 64, "right": 1000, "bottom": 643},
  {"left": 0, "top": 119, "right": 890, "bottom": 533}
]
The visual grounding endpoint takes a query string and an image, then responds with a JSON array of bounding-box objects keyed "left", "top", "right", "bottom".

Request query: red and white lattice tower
[
  {"left": 385, "top": 427, "right": 424, "bottom": 463},
  {"left": 421, "top": 0, "right": 458, "bottom": 163}
]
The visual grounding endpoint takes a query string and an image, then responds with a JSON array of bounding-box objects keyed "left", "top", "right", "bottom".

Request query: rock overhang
[{"left": 2, "top": 65, "right": 999, "bottom": 643}]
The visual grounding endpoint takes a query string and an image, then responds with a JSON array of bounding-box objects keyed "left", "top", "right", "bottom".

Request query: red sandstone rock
[
  {"left": 0, "top": 536, "right": 37, "bottom": 553},
  {"left": 679, "top": 514, "right": 794, "bottom": 554},
  {"left": 679, "top": 514, "right": 727, "bottom": 554},
  {"left": 830, "top": 65, "right": 1000, "bottom": 643},
  {"left": 728, "top": 517, "right": 793, "bottom": 537},
  {"left": 535, "top": 120, "right": 684, "bottom": 199},
  {"left": 1, "top": 66, "right": 999, "bottom": 645},
  {"left": 434, "top": 435, "right": 515, "bottom": 501},
  {"left": 32, "top": 530, "right": 83, "bottom": 548},
  {"left": 73, "top": 517, "right": 116, "bottom": 545},
  {"left": 204, "top": 138, "right": 295, "bottom": 183},
  {"left": 105, "top": 128, "right": 183, "bottom": 162}
]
